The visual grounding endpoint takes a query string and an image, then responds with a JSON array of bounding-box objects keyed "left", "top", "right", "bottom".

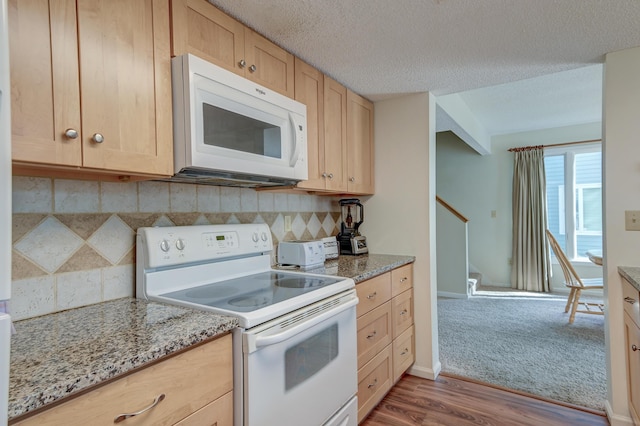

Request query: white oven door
[{"left": 242, "top": 291, "right": 358, "bottom": 426}]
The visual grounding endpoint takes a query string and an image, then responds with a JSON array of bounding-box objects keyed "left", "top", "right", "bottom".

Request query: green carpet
[{"left": 437, "top": 294, "right": 605, "bottom": 411}]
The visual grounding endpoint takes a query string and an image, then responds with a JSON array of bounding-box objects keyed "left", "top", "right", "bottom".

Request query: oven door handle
[{"left": 245, "top": 295, "right": 358, "bottom": 353}]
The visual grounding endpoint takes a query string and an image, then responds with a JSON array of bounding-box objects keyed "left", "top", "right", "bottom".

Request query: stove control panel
[{"left": 138, "top": 224, "right": 273, "bottom": 269}]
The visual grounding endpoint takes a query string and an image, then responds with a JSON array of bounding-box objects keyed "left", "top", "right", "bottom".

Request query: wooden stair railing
[{"left": 436, "top": 196, "right": 469, "bottom": 223}]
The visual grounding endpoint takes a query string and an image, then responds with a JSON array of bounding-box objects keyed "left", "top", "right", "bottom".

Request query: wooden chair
[{"left": 545, "top": 230, "right": 604, "bottom": 324}]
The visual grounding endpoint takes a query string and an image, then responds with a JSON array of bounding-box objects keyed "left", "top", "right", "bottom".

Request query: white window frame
[{"left": 545, "top": 142, "right": 601, "bottom": 261}]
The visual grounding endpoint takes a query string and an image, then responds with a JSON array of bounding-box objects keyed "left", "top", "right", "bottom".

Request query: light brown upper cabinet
[
  {"left": 295, "top": 58, "right": 348, "bottom": 192},
  {"left": 294, "top": 59, "right": 374, "bottom": 195},
  {"left": 9, "top": 0, "right": 173, "bottom": 179},
  {"left": 347, "top": 91, "right": 375, "bottom": 194},
  {"left": 171, "top": 0, "right": 295, "bottom": 98}
]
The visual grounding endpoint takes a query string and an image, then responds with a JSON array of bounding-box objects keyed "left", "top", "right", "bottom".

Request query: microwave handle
[{"left": 289, "top": 113, "right": 302, "bottom": 167}]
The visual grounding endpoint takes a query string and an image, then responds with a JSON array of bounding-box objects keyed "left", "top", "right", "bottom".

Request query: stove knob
[
  {"left": 160, "top": 239, "right": 170, "bottom": 252},
  {"left": 261, "top": 232, "right": 268, "bottom": 242},
  {"left": 176, "top": 238, "right": 185, "bottom": 251},
  {"left": 252, "top": 232, "right": 259, "bottom": 242}
]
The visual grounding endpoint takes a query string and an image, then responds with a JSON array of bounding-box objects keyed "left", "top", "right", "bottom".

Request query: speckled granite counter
[
  {"left": 619, "top": 266, "right": 640, "bottom": 292},
  {"left": 8, "top": 298, "right": 238, "bottom": 420},
  {"left": 281, "top": 253, "right": 415, "bottom": 283}
]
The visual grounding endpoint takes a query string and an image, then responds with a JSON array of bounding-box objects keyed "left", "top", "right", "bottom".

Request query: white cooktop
[{"left": 136, "top": 224, "right": 354, "bottom": 328}]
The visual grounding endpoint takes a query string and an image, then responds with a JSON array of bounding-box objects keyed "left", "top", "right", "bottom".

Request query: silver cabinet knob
[
  {"left": 349, "top": 177, "right": 355, "bottom": 182},
  {"left": 249, "top": 64, "right": 257, "bottom": 73},
  {"left": 64, "top": 128, "right": 79, "bottom": 139},
  {"left": 92, "top": 133, "right": 104, "bottom": 143},
  {"left": 239, "top": 59, "right": 246, "bottom": 68},
  {"left": 328, "top": 173, "right": 334, "bottom": 179},
  {"left": 322, "top": 172, "right": 327, "bottom": 178}
]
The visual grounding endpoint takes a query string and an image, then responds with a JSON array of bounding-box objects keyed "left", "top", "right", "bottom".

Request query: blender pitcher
[{"left": 337, "top": 198, "right": 368, "bottom": 255}]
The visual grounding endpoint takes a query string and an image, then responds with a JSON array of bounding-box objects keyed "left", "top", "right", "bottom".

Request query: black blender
[{"left": 337, "top": 198, "right": 368, "bottom": 255}]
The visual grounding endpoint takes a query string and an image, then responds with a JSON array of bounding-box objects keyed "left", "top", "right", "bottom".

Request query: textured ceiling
[{"left": 209, "top": 0, "right": 640, "bottom": 135}]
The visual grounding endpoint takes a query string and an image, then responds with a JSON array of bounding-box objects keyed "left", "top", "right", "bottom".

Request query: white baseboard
[
  {"left": 437, "top": 291, "right": 468, "bottom": 299},
  {"left": 605, "top": 399, "right": 634, "bottom": 426},
  {"left": 408, "top": 361, "right": 442, "bottom": 380}
]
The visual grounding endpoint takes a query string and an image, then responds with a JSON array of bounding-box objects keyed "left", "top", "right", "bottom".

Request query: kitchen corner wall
[{"left": 11, "top": 176, "right": 342, "bottom": 321}]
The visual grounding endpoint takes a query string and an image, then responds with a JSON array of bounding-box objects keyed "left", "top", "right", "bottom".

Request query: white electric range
[{"left": 136, "top": 224, "right": 359, "bottom": 426}]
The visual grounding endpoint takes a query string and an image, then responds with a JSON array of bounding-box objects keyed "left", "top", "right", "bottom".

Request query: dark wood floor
[{"left": 361, "top": 374, "right": 609, "bottom": 426}]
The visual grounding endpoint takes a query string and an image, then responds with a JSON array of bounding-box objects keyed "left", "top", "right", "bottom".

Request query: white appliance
[
  {"left": 170, "top": 54, "right": 308, "bottom": 188},
  {"left": 277, "top": 240, "right": 325, "bottom": 268},
  {"left": 0, "top": 0, "right": 11, "bottom": 424},
  {"left": 137, "top": 224, "right": 358, "bottom": 426}
]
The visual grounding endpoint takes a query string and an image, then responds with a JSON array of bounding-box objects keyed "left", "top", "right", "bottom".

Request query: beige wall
[
  {"left": 603, "top": 45, "right": 640, "bottom": 425},
  {"left": 366, "top": 92, "right": 440, "bottom": 379},
  {"left": 11, "top": 177, "right": 341, "bottom": 320}
]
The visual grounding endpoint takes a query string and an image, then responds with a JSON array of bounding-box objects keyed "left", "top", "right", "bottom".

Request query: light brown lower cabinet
[
  {"left": 357, "top": 345, "right": 393, "bottom": 422},
  {"left": 356, "top": 263, "right": 415, "bottom": 423},
  {"left": 623, "top": 276, "right": 640, "bottom": 425},
  {"left": 12, "top": 334, "right": 233, "bottom": 426},
  {"left": 393, "top": 325, "right": 415, "bottom": 383}
]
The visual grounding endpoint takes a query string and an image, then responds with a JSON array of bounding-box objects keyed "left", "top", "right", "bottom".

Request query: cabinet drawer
[
  {"left": 393, "top": 325, "right": 415, "bottom": 383},
  {"left": 623, "top": 279, "right": 640, "bottom": 328},
  {"left": 391, "top": 264, "right": 413, "bottom": 297},
  {"left": 357, "top": 345, "right": 392, "bottom": 424},
  {"left": 14, "top": 335, "right": 232, "bottom": 426},
  {"left": 357, "top": 301, "right": 392, "bottom": 369},
  {"left": 356, "top": 272, "right": 391, "bottom": 318},
  {"left": 174, "top": 390, "right": 233, "bottom": 426},
  {"left": 392, "top": 289, "right": 414, "bottom": 337}
]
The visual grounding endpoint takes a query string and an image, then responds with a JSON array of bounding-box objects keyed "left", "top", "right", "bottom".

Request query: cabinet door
[
  {"left": 171, "top": 0, "right": 245, "bottom": 75},
  {"left": 78, "top": 0, "right": 173, "bottom": 176},
  {"left": 9, "top": 0, "right": 82, "bottom": 166},
  {"left": 244, "top": 29, "right": 295, "bottom": 98},
  {"left": 294, "top": 58, "right": 326, "bottom": 190},
  {"left": 347, "top": 90, "right": 374, "bottom": 194},
  {"left": 323, "top": 76, "right": 348, "bottom": 191},
  {"left": 625, "top": 313, "right": 640, "bottom": 425}
]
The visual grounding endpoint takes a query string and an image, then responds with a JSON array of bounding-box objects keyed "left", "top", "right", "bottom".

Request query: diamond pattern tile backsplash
[{"left": 11, "top": 177, "right": 343, "bottom": 320}]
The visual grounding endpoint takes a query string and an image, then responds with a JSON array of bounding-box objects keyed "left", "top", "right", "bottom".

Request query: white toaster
[{"left": 277, "top": 240, "right": 326, "bottom": 268}]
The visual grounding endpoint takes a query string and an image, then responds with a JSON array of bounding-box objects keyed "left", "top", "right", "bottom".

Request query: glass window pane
[
  {"left": 203, "top": 103, "right": 282, "bottom": 158},
  {"left": 544, "top": 147, "right": 602, "bottom": 260},
  {"left": 285, "top": 324, "right": 338, "bottom": 391},
  {"left": 544, "top": 155, "right": 566, "bottom": 253},
  {"left": 582, "top": 187, "right": 602, "bottom": 232}
]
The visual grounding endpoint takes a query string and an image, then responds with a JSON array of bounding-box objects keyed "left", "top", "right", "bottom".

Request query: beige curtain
[{"left": 511, "top": 147, "right": 551, "bottom": 292}]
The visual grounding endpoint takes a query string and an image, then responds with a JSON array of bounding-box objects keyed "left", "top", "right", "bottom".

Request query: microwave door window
[{"left": 203, "top": 103, "right": 282, "bottom": 159}]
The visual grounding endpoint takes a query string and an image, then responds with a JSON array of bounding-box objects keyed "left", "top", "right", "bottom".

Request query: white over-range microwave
[{"left": 170, "top": 54, "right": 308, "bottom": 187}]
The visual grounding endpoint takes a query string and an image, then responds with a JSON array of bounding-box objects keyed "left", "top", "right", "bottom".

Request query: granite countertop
[
  {"left": 9, "top": 253, "right": 413, "bottom": 420},
  {"left": 619, "top": 266, "right": 640, "bottom": 292},
  {"left": 278, "top": 253, "right": 415, "bottom": 283},
  {"left": 8, "top": 298, "right": 238, "bottom": 420}
]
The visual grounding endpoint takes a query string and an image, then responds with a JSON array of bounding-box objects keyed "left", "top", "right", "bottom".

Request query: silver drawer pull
[
  {"left": 367, "top": 378, "right": 378, "bottom": 389},
  {"left": 400, "top": 277, "right": 408, "bottom": 283},
  {"left": 367, "top": 292, "right": 377, "bottom": 300},
  {"left": 633, "top": 345, "right": 639, "bottom": 352},
  {"left": 400, "top": 309, "right": 408, "bottom": 316},
  {"left": 625, "top": 296, "right": 637, "bottom": 305},
  {"left": 401, "top": 348, "right": 409, "bottom": 356},
  {"left": 114, "top": 394, "right": 165, "bottom": 423},
  {"left": 366, "top": 330, "right": 377, "bottom": 339}
]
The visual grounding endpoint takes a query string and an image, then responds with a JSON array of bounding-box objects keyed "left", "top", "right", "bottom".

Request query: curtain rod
[{"left": 507, "top": 138, "right": 602, "bottom": 152}]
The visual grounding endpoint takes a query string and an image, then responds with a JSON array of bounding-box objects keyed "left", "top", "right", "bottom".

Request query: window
[{"left": 544, "top": 143, "right": 602, "bottom": 261}]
